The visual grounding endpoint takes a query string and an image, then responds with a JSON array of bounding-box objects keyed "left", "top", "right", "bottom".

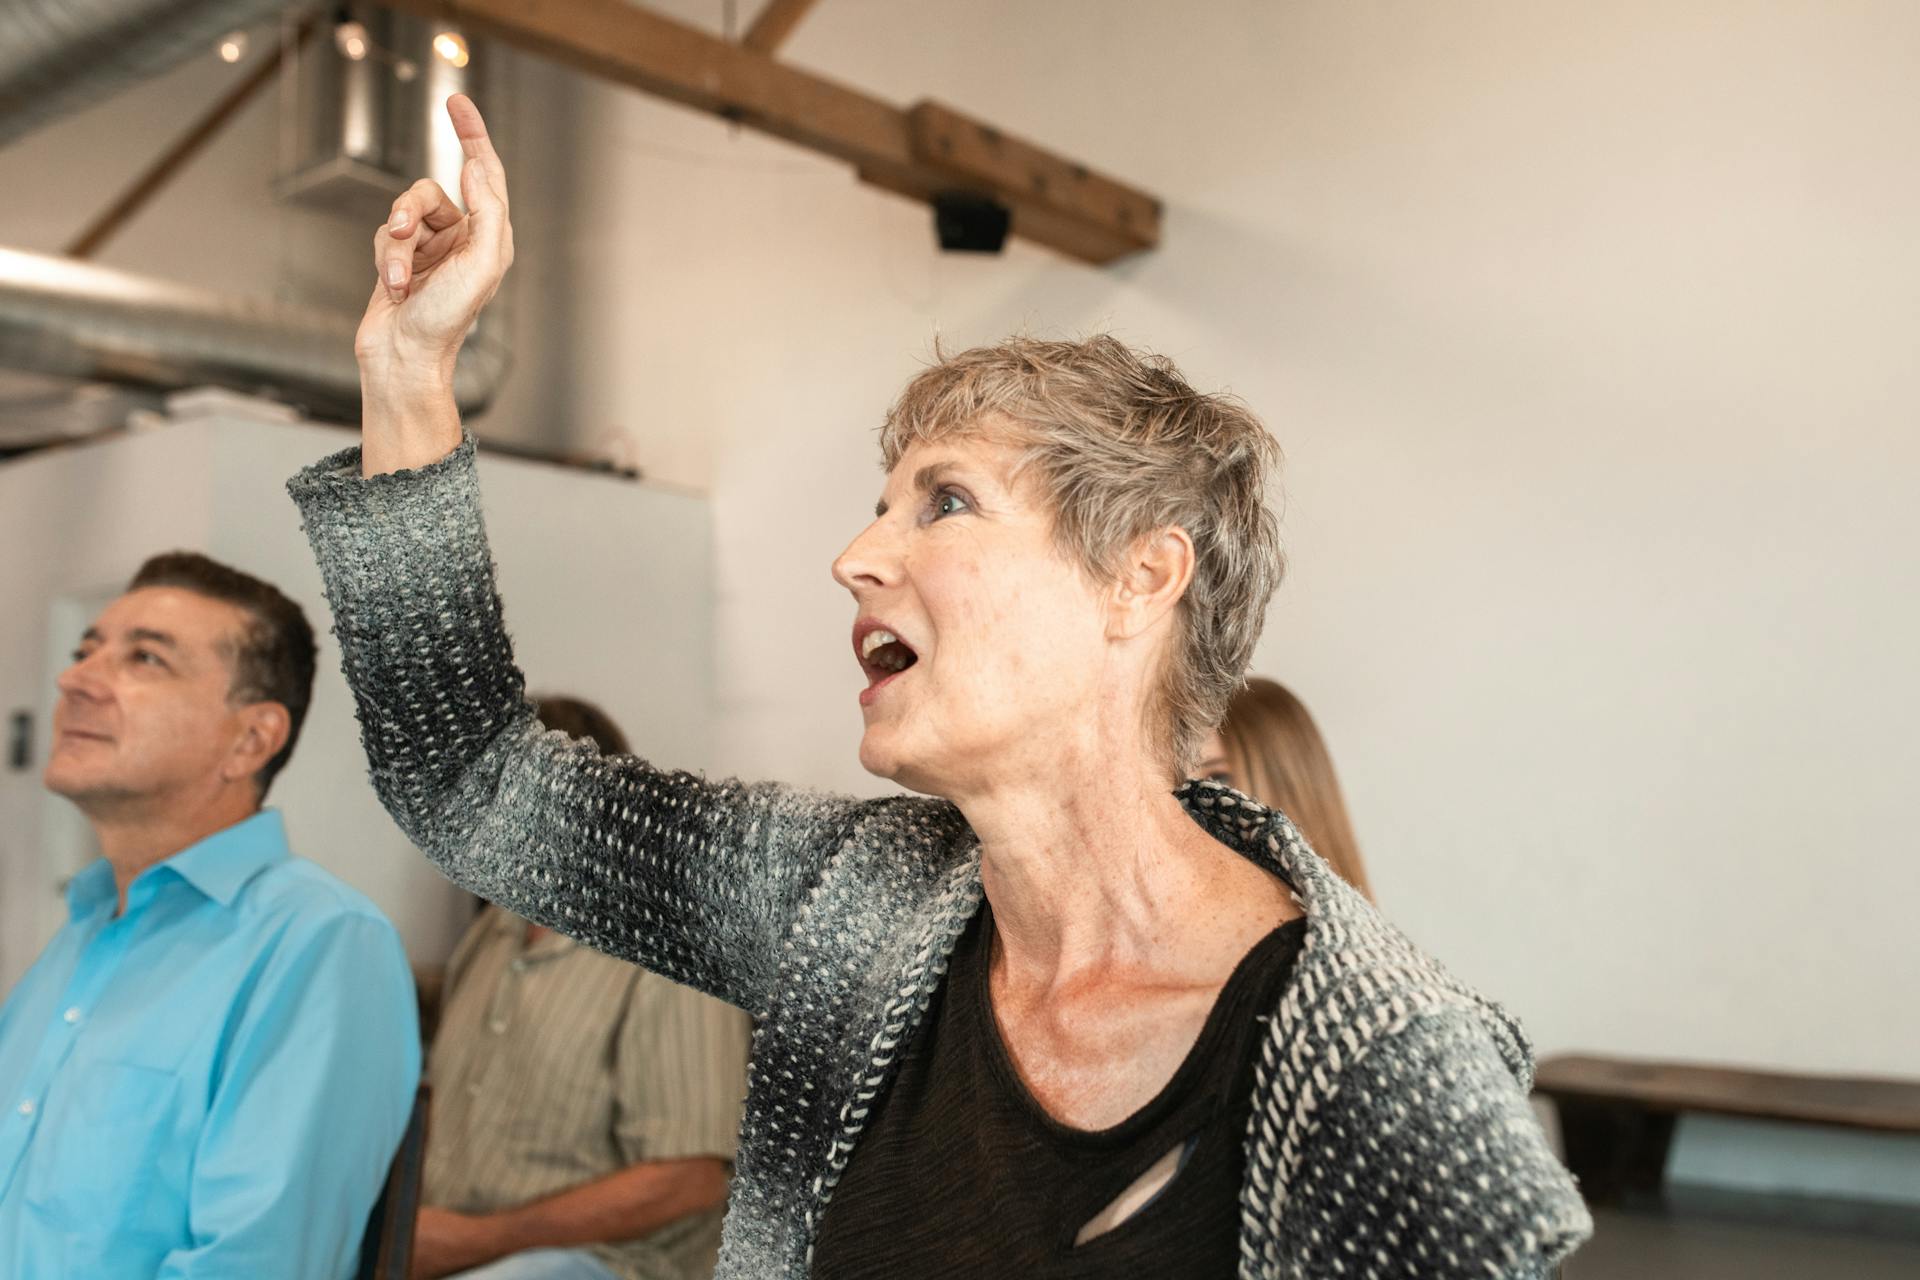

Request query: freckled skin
[
  {"left": 991, "top": 954, "right": 1240, "bottom": 1131},
  {"left": 832, "top": 432, "right": 1298, "bottom": 1130},
  {"left": 835, "top": 437, "right": 1108, "bottom": 797}
]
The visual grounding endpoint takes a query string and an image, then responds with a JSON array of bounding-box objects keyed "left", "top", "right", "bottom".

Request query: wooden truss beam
[
  {"left": 740, "top": 0, "right": 821, "bottom": 56},
  {"left": 375, "top": 0, "right": 1159, "bottom": 263}
]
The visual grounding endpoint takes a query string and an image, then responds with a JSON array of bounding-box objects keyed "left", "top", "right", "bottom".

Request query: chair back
[{"left": 358, "top": 1084, "right": 432, "bottom": 1280}]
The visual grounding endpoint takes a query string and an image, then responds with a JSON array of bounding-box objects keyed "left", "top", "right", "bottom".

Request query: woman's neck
[{"left": 958, "top": 759, "right": 1295, "bottom": 994}]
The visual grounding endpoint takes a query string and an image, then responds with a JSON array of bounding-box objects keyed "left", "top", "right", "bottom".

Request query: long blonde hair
[{"left": 1217, "top": 678, "right": 1375, "bottom": 901}]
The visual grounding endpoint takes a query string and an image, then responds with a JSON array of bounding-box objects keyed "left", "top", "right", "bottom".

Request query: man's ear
[
  {"left": 1107, "top": 526, "right": 1196, "bottom": 641},
  {"left": 225, "top": 702, "right": 291, "bottom": 787}
]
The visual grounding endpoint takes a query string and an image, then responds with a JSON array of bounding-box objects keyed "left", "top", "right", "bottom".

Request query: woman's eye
[
  {"left": 133, "top": 649, "right": 162, "bottom": 667},
  {"left": 932, "top": 489, "right": 970, "bottom": 519}
]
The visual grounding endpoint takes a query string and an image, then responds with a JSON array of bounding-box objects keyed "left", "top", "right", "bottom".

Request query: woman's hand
[{"left": 355, "top": 92, "right": 514, "bottom": 476}]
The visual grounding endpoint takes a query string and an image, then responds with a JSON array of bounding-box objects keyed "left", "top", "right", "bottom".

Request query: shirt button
[
  {"left": 509, "top": 959, "right": 528, "bottom": 973},
  {"left": 15, "top": 1100, "right": 33, "bottom": 1118},
  {"left": 465, "top": 1082, "right": 482, "bottom": 1098},
  {"left": 488, "top": 1019, "right": 507, "bottom": 1034},
  {"left": 63, "top": 1007, "right": 82, "bottom": 1025}
]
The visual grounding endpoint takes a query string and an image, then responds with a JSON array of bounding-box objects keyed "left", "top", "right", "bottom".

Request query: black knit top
[{"left": 813, "top": 908, "right": 1308, "bottom": 1277}]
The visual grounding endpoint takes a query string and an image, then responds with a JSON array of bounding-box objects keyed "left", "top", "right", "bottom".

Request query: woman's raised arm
[{"left": 289, "top": 96, "right": 866, "bottom": 1013}]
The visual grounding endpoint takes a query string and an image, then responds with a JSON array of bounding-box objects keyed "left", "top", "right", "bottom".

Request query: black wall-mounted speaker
[{"left": 933, "top": 193, "right": 1011, "bottom": 253}]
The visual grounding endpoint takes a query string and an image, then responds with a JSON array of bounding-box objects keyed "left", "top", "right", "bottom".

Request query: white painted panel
[
  {"left": 0, "top": 428, "right": 215, "bottom": 990},
  {"left": 1, "top": 415, "right": 713, "bottom": 987}
]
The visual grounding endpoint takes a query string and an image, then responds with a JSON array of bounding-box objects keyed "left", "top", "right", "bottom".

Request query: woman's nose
[{"left": 832, "top": 520, "right": 897, "bottom": 592}]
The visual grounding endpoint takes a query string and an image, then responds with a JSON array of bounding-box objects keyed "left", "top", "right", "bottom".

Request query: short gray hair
[{"left": 878, "top": 335, "right": 1285, "bottom": 774}]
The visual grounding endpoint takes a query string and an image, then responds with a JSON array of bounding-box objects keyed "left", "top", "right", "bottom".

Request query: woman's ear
[{"left": 1108, "top": 526, "right": 1196, "bottom": 641}]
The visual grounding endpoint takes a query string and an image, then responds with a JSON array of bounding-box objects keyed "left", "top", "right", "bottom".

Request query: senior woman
[{"left": 291, "top": 97, "right": 1589, "bottom": 1280}]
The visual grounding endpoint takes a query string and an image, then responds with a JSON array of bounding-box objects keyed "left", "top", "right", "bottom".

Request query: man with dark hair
[
  {"left": 411, "top": 696, "right": 750, "bottom": 1280},
  {"left": 0, "top": 551, "right": 419, "bottom": 1278},
  {"left": 125, "top": 550, "right": 319, "bottom": 796}
]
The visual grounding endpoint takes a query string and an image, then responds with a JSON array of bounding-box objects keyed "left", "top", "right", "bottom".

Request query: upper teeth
[{"left": 861, "top": 629, "right": 899, "bottom": 660}]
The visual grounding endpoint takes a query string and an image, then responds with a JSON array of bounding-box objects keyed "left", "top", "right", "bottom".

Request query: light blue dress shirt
[{"left": 0, "top": 809, "right": 420, "bottom": 1278}]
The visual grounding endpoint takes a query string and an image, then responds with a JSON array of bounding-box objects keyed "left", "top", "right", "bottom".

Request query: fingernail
[
  {"left": 390, "top": 209, "right": 410, "bottom": 231},
  {"left": 385, "top": 261, "right": 406, "bottom": 287}
]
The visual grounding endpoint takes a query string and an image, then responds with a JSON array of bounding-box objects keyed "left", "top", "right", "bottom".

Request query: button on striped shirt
[{"left": 425, "top": 906, "right": 751, "bottom": 1280}]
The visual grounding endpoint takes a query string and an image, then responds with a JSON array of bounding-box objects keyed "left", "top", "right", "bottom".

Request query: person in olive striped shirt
[{"left": 412, "top": 697, "right": 753, "bottom": 1280}]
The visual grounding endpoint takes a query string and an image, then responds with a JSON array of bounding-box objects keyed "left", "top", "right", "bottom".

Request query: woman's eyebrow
[
  {"left": 912, "top": 462, "right": 982, "bottom": 493},
  {"left": 912, "top": 464, "right": 946, "bottom": 492}
]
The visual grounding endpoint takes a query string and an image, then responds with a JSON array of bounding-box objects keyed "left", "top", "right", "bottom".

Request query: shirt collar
[
  {"left": 165, "top": 809, "right": 290, "bottom": 906},
  {"left": 65, "top": 859, "right": 118, "bottom": 920},
  {"left": 485, "top": 905, "right": 577, "bottom": 961},
  {"left": 67, "top": 809, "right": 291, "bottom": 920},
  {"left": 524, "top": 927, "right": 577, "bottom": 961}
]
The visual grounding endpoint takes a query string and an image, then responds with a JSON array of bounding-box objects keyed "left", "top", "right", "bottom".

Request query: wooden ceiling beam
[
  {"left": 906, "top": 102, "right": 1161, "bottom": 260},
  {"left": 374, "top": 0, "right": 1159, "bottom": 263},
  {"left": 740, "top": 0, "right": 821, "bottom": 56}
]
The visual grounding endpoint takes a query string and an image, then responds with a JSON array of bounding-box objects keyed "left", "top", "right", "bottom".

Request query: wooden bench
[{"left": 1534, "top": 1054, "right": 1920, "bottom": 1208}]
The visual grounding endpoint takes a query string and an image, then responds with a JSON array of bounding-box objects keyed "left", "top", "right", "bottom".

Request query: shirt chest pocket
[{"left": 24, "top": 1059, "right": 190, "bottom": 1240}]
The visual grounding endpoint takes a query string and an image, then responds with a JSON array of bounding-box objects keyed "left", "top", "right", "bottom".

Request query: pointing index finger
[{"left": 446, "top": 93, "right": 508, "bottom": 207}]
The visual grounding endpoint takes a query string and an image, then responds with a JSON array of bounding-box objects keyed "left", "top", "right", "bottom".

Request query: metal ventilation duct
[
  {"left": 0, "top": 246, "right": 506, "bottom": 421},
  {"left": 0, "top": 3, "right": 506, "bottom": 429},
  {"left": 0, "top": 0, "right": 293, "bottom": 148}
]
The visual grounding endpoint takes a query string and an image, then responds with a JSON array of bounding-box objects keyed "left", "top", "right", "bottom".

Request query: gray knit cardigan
[{"left": 289, "top": 437, "right": 1591, "bottom": 1279}]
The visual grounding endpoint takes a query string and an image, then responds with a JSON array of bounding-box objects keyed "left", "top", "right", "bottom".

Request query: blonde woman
[
  {"left": 289, "top": 95, "right": 1588, "bottom": 1279},
  {"left": 1196, "top": 678, "right": 1375, "bottom": 901}
]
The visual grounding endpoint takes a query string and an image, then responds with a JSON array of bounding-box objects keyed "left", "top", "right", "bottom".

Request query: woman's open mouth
[{"left": 855, "top": 624, "right": 919, "bottom": 704}]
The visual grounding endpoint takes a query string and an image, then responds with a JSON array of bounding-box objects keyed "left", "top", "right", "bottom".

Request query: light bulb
[
  {"left": 217, "top": 31, "right": 248, "bottom": 63},
  {"left": 394, "top": 58, "right": 419, "bottom": 82},
  {"left": 432, "top": 31, "right": 470, "bottom": 69},
  {"left": 334, "top": 20, "right": 370, "bottom": 61}
]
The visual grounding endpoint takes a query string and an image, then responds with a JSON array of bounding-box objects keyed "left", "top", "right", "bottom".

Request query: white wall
[
  {"left": 0, "top": 414, "right": 712, "bottom": 987},
  {"left": 529, "top": 0, "right": 1918, "bottom": 1077}
]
